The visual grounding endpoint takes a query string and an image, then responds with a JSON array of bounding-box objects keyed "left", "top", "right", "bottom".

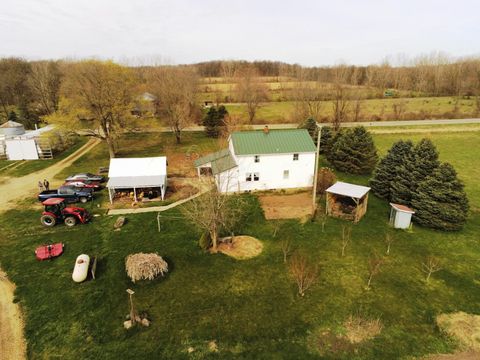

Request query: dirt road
[
  {"left": 0, "top": 138, "right": 99, "bottom": 360},
  {"left": 0, "top": 138, "right": 100, "bottom": 212},
  {"left": 0, "top": 270, "right": 26, "bottom": 360}
]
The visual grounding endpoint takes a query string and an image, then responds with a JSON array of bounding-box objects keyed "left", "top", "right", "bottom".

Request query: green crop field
[{"left": 0, "top": 130, "right": 479, "bottom": 359}]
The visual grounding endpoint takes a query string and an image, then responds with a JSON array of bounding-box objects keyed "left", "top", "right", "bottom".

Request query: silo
[{"left": 0, "top": 120, "right": 26, "bottom": 137}]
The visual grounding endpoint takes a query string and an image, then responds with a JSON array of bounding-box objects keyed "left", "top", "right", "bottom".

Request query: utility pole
[{"left": 312, "top": 123, "right": 322, "bottom": 215}]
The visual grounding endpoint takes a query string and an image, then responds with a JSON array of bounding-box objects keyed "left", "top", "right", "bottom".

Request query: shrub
[
  {"left": 125, "top": 253, "right": 168, "bottom": 282},
  {"left": 199, "top": 232, "right": 212, "bottom": 251},
  {"left": 40, "top": 130, "right": 78, "bottom": 154},
  {"left": 316, "top": 167, "right": 336, "bottom": 195}
]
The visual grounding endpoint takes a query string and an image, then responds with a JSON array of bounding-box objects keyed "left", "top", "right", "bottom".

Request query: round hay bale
[
  {"left": 125, "top": 253, "right": 168, "bottom": 282},
  {"left": 218, "top": 236, "right": 263, "bottom": 260}
]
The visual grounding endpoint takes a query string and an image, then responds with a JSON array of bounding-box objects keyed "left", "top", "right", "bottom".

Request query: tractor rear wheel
[
  {"left": 64, "top": 216, "right": 77, "bottom": 227},
  {"left": 41, "top": 214, "right": 57, "bottom": 227}
]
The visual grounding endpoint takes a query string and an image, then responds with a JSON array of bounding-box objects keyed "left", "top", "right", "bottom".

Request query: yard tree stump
[{"left": 114, "top": 216, "right": 126, "bottom": 231}]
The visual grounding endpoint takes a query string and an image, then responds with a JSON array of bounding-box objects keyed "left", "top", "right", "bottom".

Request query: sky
[{"left": 0, "top": 0, "right": 479, "bottom": 66}]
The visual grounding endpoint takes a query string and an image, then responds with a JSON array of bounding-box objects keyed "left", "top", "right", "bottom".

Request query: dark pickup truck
[{"left": 38, "top": 186, "right": 94, "bottom": 204}]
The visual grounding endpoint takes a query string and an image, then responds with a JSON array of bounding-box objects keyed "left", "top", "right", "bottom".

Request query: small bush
[
  {"left": 41, "top": 130, "right": 78, "bottom": 154},
  {"left": 199, "top": 232, "right": 212, "bottom": 250}
]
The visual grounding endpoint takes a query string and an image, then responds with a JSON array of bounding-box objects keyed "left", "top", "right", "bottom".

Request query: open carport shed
[
  {"left": 107, "top": 157, "right": 167, "bottom": 203},
  {"left": 325, "top": 181, "right": 371, "bottom": 223}
]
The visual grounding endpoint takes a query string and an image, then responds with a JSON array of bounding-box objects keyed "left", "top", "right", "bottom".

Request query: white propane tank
[{"left": 72, "top": 254, "right": 90, "bottom": 283}]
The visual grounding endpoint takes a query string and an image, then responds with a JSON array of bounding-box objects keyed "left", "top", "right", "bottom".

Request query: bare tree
[
  {"left": 392, "top": 100, "right": 407, "bottom": 119},
  {"left": 421, "top": 256, "right": 442, "bottom": 282},
  {"left": 367, "top": 254, "right": 384, "bottom": 288},
  {"left": 331, "top": 65, "right": 350, "bottom": 131},
  {"left": 340, "top": 226, "right": 352, "bottom": 257},
  {"left": 235, "top": 65, "right": 268, "bottom": 123},
  {"left": 384, "top": 233, "right": 394, "bottom": 255},
  {"left": 292, "top": 70, "right": 324, "bottom": 122},
  {"left": 29, "top": 61, "right": 62, "bottom": 115},
  {"left": 55, "top": 60, "right": 134, "bottom": 158},
  {"left": 289, "top": 252, "right": 318, "bottom": 297},
  {"left": 181, "top": 176, "right": 246, "bottom": 253},
  {"left": 0, "top": 58, "right": 32, "bottom": 118},
  {"left": 148, "top": 66, "right": 199, "bottom": 143},
  {"left": 281, "top": 238, "right": 292, "bottom": 263}
]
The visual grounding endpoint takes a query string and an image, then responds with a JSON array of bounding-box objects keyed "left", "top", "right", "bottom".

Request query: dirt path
[
  {"left": 0, "top": 138, "right": 99, "bottom": 360},
  {"left": 0, "top": 138, "right": 100, "bottom": 211},
  {"left": 0, "top": 270, "right": 26, "bottom": 360}
]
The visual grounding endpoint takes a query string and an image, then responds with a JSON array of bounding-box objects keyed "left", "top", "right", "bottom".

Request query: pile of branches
[{"left": 125, "top": 253, "right": 168, "bottom": 282}]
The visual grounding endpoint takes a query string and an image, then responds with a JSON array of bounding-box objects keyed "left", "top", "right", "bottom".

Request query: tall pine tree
[
  {"left": 328, "top": 126, "right": 378, "bottom": 174},
  {"left": 203, "top": 105, "right": 228, "bottom": 138},
  {"left": 412, "top": 163, "right": 469, "bottom": 231},
  {"left": 369, "top": 140, "right": 414, "bottom": 201},
  {"left": 391, "top": 138, "right": 439, "bottom": 206}
]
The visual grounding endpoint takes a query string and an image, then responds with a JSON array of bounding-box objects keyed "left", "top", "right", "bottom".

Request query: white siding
[{"left": 218, "top": 149, "right": 315, "bottom": 193}]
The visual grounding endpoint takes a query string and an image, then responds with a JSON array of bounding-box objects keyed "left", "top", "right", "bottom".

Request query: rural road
[
  {"left": 133, "top": 117, "right": 480, "bottom": 133},
  {"left": 0, "top": 138, "right": 100, "bottom": 360}
]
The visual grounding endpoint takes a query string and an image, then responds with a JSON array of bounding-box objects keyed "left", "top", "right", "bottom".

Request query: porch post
[
  {"left": 133, "top": 187, "right": 137, "bottom": 202},
  {"left": 108, "top": 187, "right": 113, "bottom": 204}
]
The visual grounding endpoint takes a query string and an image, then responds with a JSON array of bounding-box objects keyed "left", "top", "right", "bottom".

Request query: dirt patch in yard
[
  {"left": 259, "top": 192, "right": 313, "bottom": 220},
  {"left": 218, "top": 236, "right": 263, "bottom": 260},
  {"left": 0, "top": 269, "right": 26, "bottom": 360}
]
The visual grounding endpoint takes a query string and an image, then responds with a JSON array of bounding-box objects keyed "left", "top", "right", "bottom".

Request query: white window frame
[
  {"left": 283, "top": 170, "right": 289, "bottom": 179},
  {"left": 253, "top": 172, "right": 260, "bottom": 181},
  {"left": 254, "top": 155, "right": 260, "bottom": 163},
  {"left": 293, "top": 153, "right": 299, "bottom": 161},
  {"left": 246, "top": 173, "right": 252, "bottom": 182}
]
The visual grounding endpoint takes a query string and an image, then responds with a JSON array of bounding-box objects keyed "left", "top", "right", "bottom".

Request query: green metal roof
[
  {"left": 230, "top": 129, "right": 316, "bottom": 155},
  {"left": 194, "top": 148, "right": 237, "bottom": 175}
]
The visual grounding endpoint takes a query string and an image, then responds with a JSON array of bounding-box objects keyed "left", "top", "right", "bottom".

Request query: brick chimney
[{"left": 263, "top": 125, "right": 269, "bottom": 135}]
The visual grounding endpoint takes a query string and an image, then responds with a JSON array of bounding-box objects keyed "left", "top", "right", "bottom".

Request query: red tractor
[{"left": 40, "top": 198, "right": 91, "bottom": 227}]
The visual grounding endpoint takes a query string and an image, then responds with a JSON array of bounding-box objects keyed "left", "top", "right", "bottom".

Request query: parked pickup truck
[{"left": 38, "top": 186, "right": 94, "bottom": 203}]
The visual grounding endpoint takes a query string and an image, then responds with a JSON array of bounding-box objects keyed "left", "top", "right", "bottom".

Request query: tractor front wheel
[
  {"left": 41, "top": 214, "right": 57, "bottom": 227},
  {"left": 64, "top": 216, "right": 77, "bottom": 227},
  {"left": 79, "top": 197, "right": 88, "bottom": 203}
]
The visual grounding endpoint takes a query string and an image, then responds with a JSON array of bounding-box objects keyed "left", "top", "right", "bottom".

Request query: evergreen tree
[
  {"left": 319, "top": 126, "right": 333, "bottom": 154},
  {"left": 369, "top": 140, "right": 414, "bottom": 201},
  {"left": 328, "top": 126, "right": 378, "bottom": 174},
  {"left": 325, "top": 129, "right": 343, "bottom": 164},
  {"left": 203, "top": 106, "right": 228, "bottom": 138},
  {"left": 412, "top": 163, "right": 469, "bottom": 231},
  {"left": 391, "top": 138, "right": 439, "bottom": 206},
  {"left": 298, "top": 118, "right": 318, "bottom": 141},
  {"left": 7, "top": 110, "right": 17, "bottom": 122}
]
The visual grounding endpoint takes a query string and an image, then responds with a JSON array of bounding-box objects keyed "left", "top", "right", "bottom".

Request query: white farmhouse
[{"left": 195, "top": 127, "right": 316, "bottom": 193}]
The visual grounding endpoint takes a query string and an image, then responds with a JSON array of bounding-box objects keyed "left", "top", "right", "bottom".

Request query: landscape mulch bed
[{"left": 258, "top": 192, "right": 313, "bottom": 220}]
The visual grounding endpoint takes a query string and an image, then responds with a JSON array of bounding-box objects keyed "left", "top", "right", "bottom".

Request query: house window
[
  {"left": 283, "top": 170, "right": 289, "bottom": 179},
  {"left": 293, "top": 153, "right": 299, "bottom": 161},
  {"left": 254, "top": 155, "right": 260, "bottom": 163},
  {"left": 253, "top": 172, "right": 260, "bottom": 181},
  {"left": 246, "top": 173, "right": 252, "bottom": 182}
]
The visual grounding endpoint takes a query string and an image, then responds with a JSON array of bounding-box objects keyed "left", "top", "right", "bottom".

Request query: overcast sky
[{"left": 0, "top": 0, "right": 478, "bottom": 66}]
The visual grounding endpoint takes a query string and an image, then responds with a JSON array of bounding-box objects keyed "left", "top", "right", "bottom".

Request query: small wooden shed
[
  {"left": 389, "top": 203, "right": 415, "bottom": 229},
  {"left": 325, "top": 182, "right": 371, "bottom": 223}
]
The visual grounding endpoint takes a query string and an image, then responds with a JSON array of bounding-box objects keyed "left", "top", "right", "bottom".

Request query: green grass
[
  {"left": 0, "top": 137, "right": 88, "bottom": 178},
  {"left": 225, "top": 97, "right": 478, "bottom": 124},
  {"left": 0, "top": 131, "right": 479, "bottom": 358}
]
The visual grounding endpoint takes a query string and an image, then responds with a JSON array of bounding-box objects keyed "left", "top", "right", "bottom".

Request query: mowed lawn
[{"left": 0, "top": 130, "right": 479, "bottom": 359}]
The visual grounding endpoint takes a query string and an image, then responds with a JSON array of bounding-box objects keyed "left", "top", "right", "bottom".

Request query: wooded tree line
[{"left": 195, "top": 55, "right": 480, "bottom": 97}]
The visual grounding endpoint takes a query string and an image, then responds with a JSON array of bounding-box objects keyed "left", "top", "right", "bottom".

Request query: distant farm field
[{"left": 224, "top": 97, "right": 477, "bottom": 124}]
